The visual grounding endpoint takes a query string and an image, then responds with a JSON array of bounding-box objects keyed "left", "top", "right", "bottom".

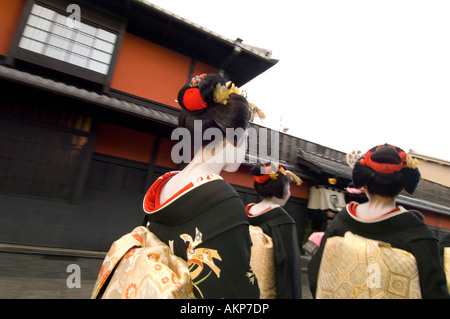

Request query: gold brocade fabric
[
  {"left": 249, "top": 226, "right": 276, "bottom": 299},
  {"left": 91, "top": 226, "right": 194, "bottom": 299},
  {"left": 444, "top": 247, "right": 450, "bottom": 293},
  {"left": 316, "top": 232, "right": 422, "bottom": 299}
]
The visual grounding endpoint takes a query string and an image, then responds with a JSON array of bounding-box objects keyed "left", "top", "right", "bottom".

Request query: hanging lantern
[{"left": 328, "top": 177, "right": 337, "bottom": 185}]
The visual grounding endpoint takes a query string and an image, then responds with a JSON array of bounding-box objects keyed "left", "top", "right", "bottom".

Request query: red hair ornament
[
  {"left": 252, "top": 165, "right": 273, "bottom": 184},
  {"left": 252, "top": 163, "right": 302, "bottom": 186},
  {"left": 182, "top": 87, "right": 207, "bottom": 111},
  {"left": 360, "top": 145, "right": 407, "bottom": 174}
]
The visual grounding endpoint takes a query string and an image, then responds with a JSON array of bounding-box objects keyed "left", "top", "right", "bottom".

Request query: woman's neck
[
  {"left": 158, "top": 148, "right": 225, "bottom": 204},
  {"left": 355, "top": 193, "right": 397, "bottom": 220},
  {"left": 249, "top": 197, "right": 282, "bottom": 216}
]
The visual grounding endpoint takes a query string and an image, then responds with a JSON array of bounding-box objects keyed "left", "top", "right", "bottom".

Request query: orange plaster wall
[
  {"left": 110, "top": 33, "right": 191, "bottom": 108},
  {"left": 191, "top": 60, "right": 219, "bottom": 78},
  {"left": 439, "top": 215, "right": 450, "bottom": 230},
  {"left": 404, "top": 206, "right": 450, "bottom": 231},
  {"left": 423, "top": 211, "right": 450, "bottom": 230},
  {"left": 291, "top": 179, "right": 310, "bottom": 199},
  {"left": 221, "top": 166, "right": 255, "bottom": 189},
  {"left": 155, "top": 137, "right": 178, "bottom": 169},
  {"left": 110, "top": 33, "right": 219, "bottom": 109},
  {"left": 0, "top": 0, "right": 25, "bottom": 56},
  {"left": 93, "top": 124, "right": 177, "bottom": 169},
  {"left": 422, "top": 211, "right": 438, "bottom": 227},
  {"left": 94, "top": 123, "right": 155, "bottom": 163}
]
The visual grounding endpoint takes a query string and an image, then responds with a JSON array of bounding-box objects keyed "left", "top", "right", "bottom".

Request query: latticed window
[
  {"left": 18, "top": 3, "right": 117, "bottom": 75},
  {"left": 0, "top": 96, "right": 92, "bottom": 201}
]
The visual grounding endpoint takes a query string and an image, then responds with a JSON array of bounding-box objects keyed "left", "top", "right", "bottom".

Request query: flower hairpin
[
  {"left": 253, "top": 163, "right": 302, "bottom": 186},
  {"left": 190, "top": 73, "right": 207, "bottom": 87},
  {"left": 344, "top": 150, "right": 363, "bottom": 169},
  {"left": 405, "top": 155, "right": 422, "bottom": 169},
  {"left": 213, "top": 82, "right": 243, "bottom": 105}
]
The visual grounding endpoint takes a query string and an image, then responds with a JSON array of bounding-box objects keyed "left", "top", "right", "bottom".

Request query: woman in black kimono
[
  {"left": 143, "top": 73, "right": 259, "bottom": 299},
  {"left": 308, "top": 144, "right": 450, "bottom": 299},
  {"left": 247, "top": 162, "right": 303, "bottom": 299}
]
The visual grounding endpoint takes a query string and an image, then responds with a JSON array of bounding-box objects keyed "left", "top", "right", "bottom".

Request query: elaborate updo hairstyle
[
  {"left": 352, "top": 144, "right": 421, "bottom": 198},
  {"left": 177, "top": 73, "right": 250, "bottom": 147},
  {"left": 250, "top": 162, "right": 303, "bottom": 199}
]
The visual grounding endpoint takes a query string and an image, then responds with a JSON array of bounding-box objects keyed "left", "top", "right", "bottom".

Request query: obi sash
[{"left": 316, "top": 231, "right": 422, "bottom": 299}]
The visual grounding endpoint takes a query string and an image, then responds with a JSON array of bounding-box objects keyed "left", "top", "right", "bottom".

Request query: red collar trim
[
  {"left": 143, "top": 172, "right": 222, "bottom": 214},
  {"left": 246, "top": 203, "right": 274, "bottom": 217},
  {"left": 347, "top": 202, "right": 401, "bottom": 220},
  {"left": 143, "top": 171, "right": 180, "bottom": 213}
]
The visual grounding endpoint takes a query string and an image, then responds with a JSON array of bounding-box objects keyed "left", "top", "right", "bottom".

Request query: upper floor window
[
  {"left": 18, "top": 3, "right": 117, "bottom": 75},
  {"left": 9, "top": 0, "right": 123, "bottom": 85}
]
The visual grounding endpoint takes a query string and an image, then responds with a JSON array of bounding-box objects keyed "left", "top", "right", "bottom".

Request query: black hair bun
[
  {"left": 198, "top": 74, "right": 226, "bottom": 106},
  {"left": 251, "top": 162, "right": 289, "bottom": 199},
  {"left": 370, "top": 145, "right": 403, "bottom": 164},
  {"left": 251, "top": 162, "right": 273, "bottom": 177},
  {"left": 353, "top": 144, "right": 421, "bottom": 197},
  {"left": 177, "top": 73, "right": 250, "bottom": 149}
]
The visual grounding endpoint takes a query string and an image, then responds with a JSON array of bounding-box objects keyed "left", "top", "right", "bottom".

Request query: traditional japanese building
[{"left": 0, "top": 0, "right": 448, "bottom": 254}]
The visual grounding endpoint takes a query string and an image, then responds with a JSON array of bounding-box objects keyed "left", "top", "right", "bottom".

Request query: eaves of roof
[
  {"left": 0, "top": 65, "right": 178, "bottom": 126},
  {"left": 128, "top": 0, "right": 278, "bottom": 86},
  {"left": 397, "top": 194, "right": 450, "bottom": 217},
  {"left": 297, "top": 148, "right": 352, "bottom": 179}
]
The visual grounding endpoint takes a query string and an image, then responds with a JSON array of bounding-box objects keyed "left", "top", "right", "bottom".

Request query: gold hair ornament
[
  {"left": 404, "top": 155, "right": 422, "bottom": 169},
  {"left": 249, "top": 103, "right": 266, "bottom": 122},
  {"left": 213, "top": 80, "right": 265, "bottom": 123},
  {"left": 213, "top": 82, "right": 243, "bottom": 105},
  {"left": 273, "top": 165, "right": 303, "bottom": 186}
]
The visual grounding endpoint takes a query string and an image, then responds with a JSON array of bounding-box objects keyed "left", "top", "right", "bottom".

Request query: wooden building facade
[{"left": 0, "top": 0, "right": 448, "bottom": 253}]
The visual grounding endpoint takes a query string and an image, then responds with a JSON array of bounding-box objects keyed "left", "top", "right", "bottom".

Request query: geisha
[
  {"left": 247, "top": 162, "right": 303, "bottom": 299},
  {"left": 308, "top": 144, "right": 450, "bottom": 299},
  {"left": 142, "top": 73, "right": 260, "bottom": 299}
]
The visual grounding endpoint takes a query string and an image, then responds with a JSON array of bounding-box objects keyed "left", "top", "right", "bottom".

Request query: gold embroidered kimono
[
  {"left": 308, "top": 203, "right": 450, "bottom": 299},
  {"left": 93, "top": 172, "right": 259, "bottom": 299},
  {"left": 316, "top": 231, "right": 421, "bottom": 299},
  {"left": 141, "top": 172, "right": 259, "bottom": 299},
  {"left": 444, "top": 247, "right": 450, "bottom": 293},
  {"left": 91, "top": 226, "right": 194, "bottom": 299},
  {"left": 248, "top": 205, "right": 302, "bottom": 299}
]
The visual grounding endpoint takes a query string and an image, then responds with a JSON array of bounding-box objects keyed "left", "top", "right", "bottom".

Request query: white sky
[{"left": 148, "top": 0, "right": 450, "bottom": 162}]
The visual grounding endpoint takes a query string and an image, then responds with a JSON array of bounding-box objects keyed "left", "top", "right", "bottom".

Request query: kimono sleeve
[
  {"left": 408, "top": 237, "right": 450, "bottom": 298},
  {"left": 191, "top": 224, "right": 260, "bottom": 299},
  {"left": 272, "top": 223, "right": 302, "bottom": 299}
]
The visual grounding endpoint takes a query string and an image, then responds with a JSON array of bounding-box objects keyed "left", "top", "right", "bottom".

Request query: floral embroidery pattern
[
  {"left": 246, "top": 271, "right": 257, "bottom": 285},
  {"left": 180, "top": 228, "right": 222, "bottom": 298},
  {"left": 91, "top": 226, "right": 194, "bottom": 299}
]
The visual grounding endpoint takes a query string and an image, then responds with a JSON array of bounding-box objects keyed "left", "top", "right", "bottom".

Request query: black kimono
[
  {"left": 247, "top": 204, "right": 302, "bottom": 299},
  {"left": 308, "top": 202, "right": 450, "bottom": 299},
  {"left": 143, "top": 172, "right": 259, "bottom": 299}
]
